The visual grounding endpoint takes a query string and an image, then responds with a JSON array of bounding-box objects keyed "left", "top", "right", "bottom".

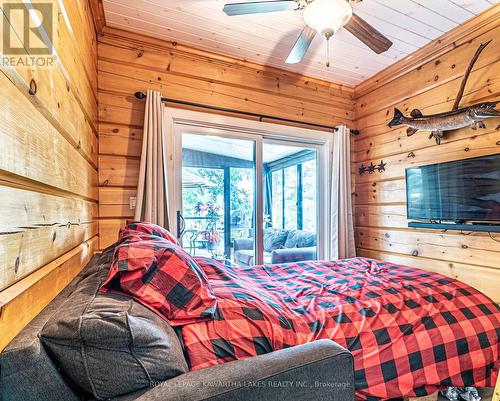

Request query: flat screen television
[{"left": 406, "top": 154, "right": 500, "bottom": 223}]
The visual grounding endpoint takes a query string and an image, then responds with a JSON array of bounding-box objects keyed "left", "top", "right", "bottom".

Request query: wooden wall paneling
[
  {"left": 354, "top": 130, "right": 500, "bottom": 185},
  {"left": 0, "top": 0, "right": 98, "bottom": 350},
  {"left": 355, "top": 24, "right": 500, "bottom": 118},
  {"left": 352, "top": 11, "right": 500, "bottom": 302},
  {"left": 0, "top": 73, "right": 97, "bottom": 200},
  {"left": 97, "top": 40, "right": 353, "bottom": 108},
  {"left": 0, "top": 237, "right": 98, "bottom": 351},
  {"left": 355, "top": 227, "right": 500, "bottom": 270},
  {"left": 60, "top": 0, "right": 99, "bottom": 90},
  {"left": 354, "top": 180, "right": 406, "bottom": 205},
  {"left": 97, "top": 63, "right": 353, "bottom": 127},
  {"left": 51, "top": 0, "right": 98, "bottom": 126},
  {"left": 99, "top": 155, "right": 140, "bottom": 188},
  {"left": 358, "top": 248, "right": 500, "bottom": 304},
  {"left": 354, "top": 205, "right": 408, "bottom": 229},
  {"left": 0, "top": 8, "right": 97, "bottom": 167},
  {"left": 0, "top": 185, "right": 97, "bottom": 291},
  {"left": 5, "top": 0, "right": 99, "bottom": 129},
  {"left": 99, "top": 219, "right": 127, "bottom": 250},
  {"left": 99, "top": 187, "right": 137, "bottom": 205},
  {"left": 89, "top": 0, "right": 106, "bottom": 35},
  {"left": 99, "top": 122, "right": 144, "bottom": 157},
  {"left": 355, "top": 60, "right": 500, "bottom": 139}
]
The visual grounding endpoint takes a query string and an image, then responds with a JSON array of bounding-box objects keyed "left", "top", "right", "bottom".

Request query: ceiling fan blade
[
  {"left": 223, "top": 1, "right": 297, "bottom": 16},
  {"left": 344, "top": 14, "right": 393, "bottom": 54},
  {"left": 285, "top": 26, "right": 316, "bottom": 64}
]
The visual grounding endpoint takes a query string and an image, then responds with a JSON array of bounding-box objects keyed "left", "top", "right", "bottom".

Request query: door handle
[{"left": 177, "top": 211, "right": 186, "bottom": 238}]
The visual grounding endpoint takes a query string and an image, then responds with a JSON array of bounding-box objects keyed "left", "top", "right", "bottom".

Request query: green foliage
[{"left": 182, "top": 167, "right": 254, "bottom": 230}]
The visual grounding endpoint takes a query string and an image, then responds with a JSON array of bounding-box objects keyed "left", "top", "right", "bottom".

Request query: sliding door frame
[{"left": 164, "top": 108, "right": 334, "bottom": 263}]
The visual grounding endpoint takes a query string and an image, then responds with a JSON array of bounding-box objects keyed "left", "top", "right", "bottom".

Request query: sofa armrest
[
  {"left": 271, "top": 247, "right": 317, "bottom": 264},
  {"left": 233, "top": 238, "right": 254, "bottom": 252},
  {"left": 129, "top": 340, "right": 353, "bottom": 401}
]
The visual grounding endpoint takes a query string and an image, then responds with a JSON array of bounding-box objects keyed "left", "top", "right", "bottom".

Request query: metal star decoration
[
  {"left": 368, "top": 162, "right": 376, "bottom": 174},
  {"left": 358, "top": 165, "right": 366, "bottom": 175},
  {"left": 377, "top": 160, "right": 387, "bottom": 172}
]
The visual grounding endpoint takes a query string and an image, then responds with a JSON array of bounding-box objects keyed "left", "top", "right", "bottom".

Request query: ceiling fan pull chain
[{"left": 326, "top": 36, "right": 331, "bottom": 68}]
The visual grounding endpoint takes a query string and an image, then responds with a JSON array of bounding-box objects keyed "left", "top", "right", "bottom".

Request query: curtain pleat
[
  {"left": 134, "top": 90, "right": 170, "bottom": 229},
  {"left": 330, "top": 125, "right": 356, "bottom": 259}
]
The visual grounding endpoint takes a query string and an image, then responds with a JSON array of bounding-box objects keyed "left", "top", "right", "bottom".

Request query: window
[{"left": 267, "top": 150, "right": 317, "bottom": 232}]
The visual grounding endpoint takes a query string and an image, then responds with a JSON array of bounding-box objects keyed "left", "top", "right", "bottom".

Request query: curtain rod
[{"left": 134, "top": 91, "right": 358, "bottom": 134}]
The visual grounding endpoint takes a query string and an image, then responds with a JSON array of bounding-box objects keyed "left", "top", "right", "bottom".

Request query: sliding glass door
[
  {"left": 177, "top": 133, "right": 256, "bottom": 265},
  {"left": 168, "top": 110, "right": 331, "bottom": 266},
  {"left": 263, "top": 141, "right": 319, "bottom": 264}
]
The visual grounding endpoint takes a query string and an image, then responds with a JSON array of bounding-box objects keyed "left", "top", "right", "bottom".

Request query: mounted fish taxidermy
[{"left": 388, "top": 41, "right": 500, "bottom": 145}]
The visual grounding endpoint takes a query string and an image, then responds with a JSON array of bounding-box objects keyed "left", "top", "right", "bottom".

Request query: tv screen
[{"left": 406, "top": 154, "right": 500, "bottom": 222}]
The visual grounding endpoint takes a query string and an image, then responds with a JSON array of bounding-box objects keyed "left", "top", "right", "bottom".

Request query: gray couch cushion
[
  {"left": 284, "top": 230, "right": 317, "bottom": 249},
  {"left": 40, "top": 250, "right": 188, "bottom": 400},
  {"left": 263, "top": 229, "right": 288, "bottom": 252},
  {"left": 234, "top": 250, "right": 272, "bottom": 266}
]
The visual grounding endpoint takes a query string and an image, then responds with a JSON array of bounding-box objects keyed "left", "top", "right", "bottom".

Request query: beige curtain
[
  {"left": 134, "top": 90, "right": 170, "bottom": 228},
  {"left": 330, "top": 125, "right": 356, "bottom": 260}
]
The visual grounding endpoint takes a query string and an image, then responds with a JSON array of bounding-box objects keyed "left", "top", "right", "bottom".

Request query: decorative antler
[{"left": 452, "top": 40, "right": 491, "bottom": 110}]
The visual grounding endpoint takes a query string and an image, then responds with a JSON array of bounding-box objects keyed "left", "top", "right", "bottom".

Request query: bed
[{"left": 179, "top": 257, "right": 500, "bottom": 401}]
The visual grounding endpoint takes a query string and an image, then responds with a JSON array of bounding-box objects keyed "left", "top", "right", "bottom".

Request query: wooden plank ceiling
[{"left": 102, "top": 0, "right": 497, "bottom": 87}]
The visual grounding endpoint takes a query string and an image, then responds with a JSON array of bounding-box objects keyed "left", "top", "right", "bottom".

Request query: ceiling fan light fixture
[{"left": 303, "top": 0, "right": 353, "bottom": 37}]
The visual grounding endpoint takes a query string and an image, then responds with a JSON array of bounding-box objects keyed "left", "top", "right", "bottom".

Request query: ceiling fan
[{"left": 223, "top": 0, "right": 393, "bottom": 66}]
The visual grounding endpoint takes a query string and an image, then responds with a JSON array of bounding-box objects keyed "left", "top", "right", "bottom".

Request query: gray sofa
[
  {"left": 234, "top": 228, "right": 317, "bottom": 265},
  {"left": 0, "top": 247, "right": 354, "bottom": 401}
]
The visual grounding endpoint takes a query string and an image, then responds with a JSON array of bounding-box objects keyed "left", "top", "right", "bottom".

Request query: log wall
[
  {"left": 0, "top": 0, "right": 98, "bottom": 350},
  {"left": 352, "top": 6, "right": 500, "bottom": 302}
]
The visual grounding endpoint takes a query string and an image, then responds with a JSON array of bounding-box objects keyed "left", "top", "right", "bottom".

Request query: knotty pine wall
[
  {"left": 97, "top": 27, "right": 355, "bottom": 249},
  {"left": 0, "top": 0, "right": 98, "bottom": 350},
  {"left": 352, "top": 6, "right": 500, "bottom": 302}
]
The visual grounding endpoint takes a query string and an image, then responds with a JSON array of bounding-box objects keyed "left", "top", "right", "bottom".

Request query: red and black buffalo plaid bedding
[{"left": 181, "top": 257, "right": 499, "bottom": 401}]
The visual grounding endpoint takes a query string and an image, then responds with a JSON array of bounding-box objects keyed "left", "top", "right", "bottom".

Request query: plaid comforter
[{"left": 181, "top": 257, "right": 500, "bottom": 401}]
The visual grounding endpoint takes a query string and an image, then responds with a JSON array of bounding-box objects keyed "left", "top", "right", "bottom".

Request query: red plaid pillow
[
  {"left": 100, "top": 238, "right": 217, "bottom": 326},
  {"left": 123, "top": 221, "right": 179, "bottom": 244}
]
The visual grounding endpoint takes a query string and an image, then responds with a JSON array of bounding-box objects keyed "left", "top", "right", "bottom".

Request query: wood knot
[
  {"left": 461, "top": 244, "right": 468, "bottom": 249},
  {"left": 372, "top": 182, "right": 377, "bottom": 187},
  {"left": 411, "top": 250, "right": 418, "bottom": 257},
  {"left": 464, "top": 147, "right": 470, "bottom": 152},
  {"left": 112, "top": 128, "right": 119, "bottom": 133},
  {"left": 434, "top": 75, "right": 439, "bottom": 82},
  {"left": 53, "top": 231, "right": 57, "bottom": 242},
  {"left": 384, "top": 233, "right": 390, "bottom": 238},
  {"left": 137, "top": 51, "right": 144, "bottom": 58},
  {"left": 408, "top": 152, "right": 416, "bottom": 158},
  {"left": 28, "top": 79, "right": 37, "bottom": 95}
]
